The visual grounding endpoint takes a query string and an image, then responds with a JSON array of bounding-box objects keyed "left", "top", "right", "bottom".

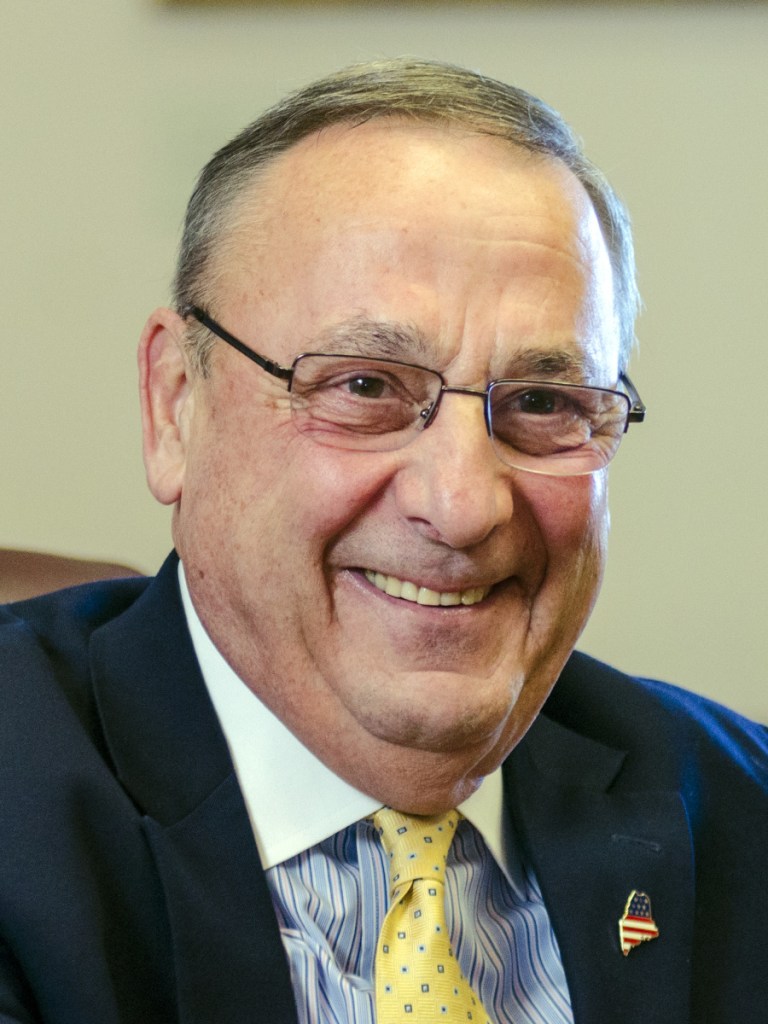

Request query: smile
[{"left": 363, "top": 570, "right": 491, "bottom": 607}]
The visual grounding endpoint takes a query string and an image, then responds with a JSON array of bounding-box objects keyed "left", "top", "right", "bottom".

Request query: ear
[{"left": 138, "top": 307, "right": 195, "bottom": 506}]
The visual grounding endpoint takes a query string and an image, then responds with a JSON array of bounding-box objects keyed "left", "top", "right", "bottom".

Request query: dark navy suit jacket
[{"left": 1, "top": 555, "right": 766, "bottom": 1023}]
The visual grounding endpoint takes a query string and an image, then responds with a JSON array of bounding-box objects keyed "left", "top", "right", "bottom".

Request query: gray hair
[{"left": 175, "top": 58, "right": 639, "bottom": 373}]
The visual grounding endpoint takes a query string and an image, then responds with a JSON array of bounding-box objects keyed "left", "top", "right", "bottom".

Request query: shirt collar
[{"left": 179, "top": 562, "right": 518, "bottom": 879}]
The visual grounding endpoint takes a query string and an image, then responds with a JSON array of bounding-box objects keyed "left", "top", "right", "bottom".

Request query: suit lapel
[
  {"left": 90, "top": 556, "right": 298, "bottom": 1024},
  {"left": 505, "top": 713, "right": 694, "bottom": 1024},
  {"left": 141, "top": 778, "right": 298, "bottom": 1024}
]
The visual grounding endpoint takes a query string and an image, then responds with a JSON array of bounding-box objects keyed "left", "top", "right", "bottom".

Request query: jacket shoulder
[
  {"left": 1, "top": 574, "right": 151, "bottom": 649},
  {"left": 0, "top": 575, "right": 153, "bottom": 745},
  {"left": 548, "top": 650, "right": 768, "bottom": 793}
]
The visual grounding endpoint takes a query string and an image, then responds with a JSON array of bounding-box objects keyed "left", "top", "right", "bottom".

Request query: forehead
[
  {"left": 214, "top": 121, "right": 619, "bottom": 378},
  {"left": 234, "top": 120, "right": 593, "bottom": 247}
]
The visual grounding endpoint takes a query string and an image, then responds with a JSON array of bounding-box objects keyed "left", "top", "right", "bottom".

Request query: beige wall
[{"left": 2, "top": 0, "right": 767, "bottom": 718}]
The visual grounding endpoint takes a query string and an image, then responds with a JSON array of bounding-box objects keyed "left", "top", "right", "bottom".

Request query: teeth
[{"left": 364, "top": 570, "right": 490, "bottom": 607}]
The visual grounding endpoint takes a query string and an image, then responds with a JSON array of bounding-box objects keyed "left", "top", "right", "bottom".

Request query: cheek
[
  {"left": 528, "top": 472, "right": 610, "bottom": 570},
  {"left": 180, "top": 411, "right": 401, "bottom": 575},
  {"left": 519, "top": 474, "right": 609, "bottom": 662}
]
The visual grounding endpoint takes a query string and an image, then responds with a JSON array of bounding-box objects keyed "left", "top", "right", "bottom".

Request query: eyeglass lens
[{"left": 288, "top": 354, "right": 630, "bottom": 476}]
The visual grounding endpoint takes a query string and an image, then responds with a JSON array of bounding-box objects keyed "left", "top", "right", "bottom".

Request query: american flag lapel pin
[{"left": 619, "top": 890, "right": 660, "bottom": 956}]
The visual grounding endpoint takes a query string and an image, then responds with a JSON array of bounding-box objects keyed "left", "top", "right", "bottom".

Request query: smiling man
[
  {"left": 144, "top": 119, "right": 618, "bottom": 817},
  {"left": 1, "top": 59, "right": 766, "bottom": 1024}
]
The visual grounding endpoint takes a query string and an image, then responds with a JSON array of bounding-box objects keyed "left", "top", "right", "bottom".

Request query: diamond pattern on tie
[{"left": 373, "top": 808, "right": 493, "bottom": 1023}]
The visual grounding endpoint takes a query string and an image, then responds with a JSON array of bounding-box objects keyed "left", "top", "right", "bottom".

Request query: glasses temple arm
[
  {"left": 183, "top": 306, "right": 293, "bottom": 382},
  {"left": 619, "top": 372, "right": 646, "bottom": 426}
]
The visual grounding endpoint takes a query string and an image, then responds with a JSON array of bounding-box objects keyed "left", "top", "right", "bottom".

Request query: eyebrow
[
  {"left": 499, "top": 347, "right": 598, "bottom": 384},
  {"left": 309, "top": 317, "right": 432, "bottom": 361}
]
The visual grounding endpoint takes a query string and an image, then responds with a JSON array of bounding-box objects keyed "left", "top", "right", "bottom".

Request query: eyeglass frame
[{"left": 183, "top": 304, "right": 646, "bottom": 467}]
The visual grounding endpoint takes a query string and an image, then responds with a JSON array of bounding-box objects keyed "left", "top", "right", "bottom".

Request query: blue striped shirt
[{"left": 269, "top": 818, "right": 573, "bottom": 1024}]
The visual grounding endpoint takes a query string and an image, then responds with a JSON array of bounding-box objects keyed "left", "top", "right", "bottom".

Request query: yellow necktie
[{"left": 372, "top": 808, "right": 493, "bottom": 1023}]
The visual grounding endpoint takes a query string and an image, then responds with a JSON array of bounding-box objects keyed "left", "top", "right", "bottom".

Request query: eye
[
  {"left": 516, "top": 388, "right": 564, "bottom": 415},
  {"left": 345, "top": 375, "right": 388, "bottom": 399}
]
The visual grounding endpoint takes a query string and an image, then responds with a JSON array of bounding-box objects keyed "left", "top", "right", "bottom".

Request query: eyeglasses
[{"left": 185, "top": 305, "right": 646, "bottom": 477}]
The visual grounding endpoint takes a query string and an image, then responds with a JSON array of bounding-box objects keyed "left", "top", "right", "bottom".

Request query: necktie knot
[{"left": 372, "top": 808, "right": 459, "bottom": 897}]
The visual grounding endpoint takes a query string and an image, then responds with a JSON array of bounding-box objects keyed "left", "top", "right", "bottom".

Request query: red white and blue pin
[{"left": 619, "top": 890, "right": 660, "bottom": 956}]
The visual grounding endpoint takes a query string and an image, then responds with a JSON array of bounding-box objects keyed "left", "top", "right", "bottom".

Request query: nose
[{"left": 393, "top": 391, "right": 515, "bottom": 549}]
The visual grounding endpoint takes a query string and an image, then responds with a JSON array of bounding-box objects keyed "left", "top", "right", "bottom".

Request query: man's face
[{"left": 145, "top": 121, "right": 621, "bottom": 811}]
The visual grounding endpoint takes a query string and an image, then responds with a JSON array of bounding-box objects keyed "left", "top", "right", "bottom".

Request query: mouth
[{"left": 363, "top": 569, "right": 492, "bottom": 607}]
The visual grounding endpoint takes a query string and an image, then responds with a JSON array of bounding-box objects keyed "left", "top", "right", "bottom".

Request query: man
[{"left": 1, "top": 59, "right": 765, "bottom": 1024}]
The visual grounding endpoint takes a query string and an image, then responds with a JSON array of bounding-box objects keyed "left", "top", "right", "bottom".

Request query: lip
[{"left": 362, "top": 568, "right": 492, "bottom": 607}]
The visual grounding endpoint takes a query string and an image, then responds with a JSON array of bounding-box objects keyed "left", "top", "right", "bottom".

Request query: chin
[{"left": 358, "top": 684, "right": 517, "bottom": 756}]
